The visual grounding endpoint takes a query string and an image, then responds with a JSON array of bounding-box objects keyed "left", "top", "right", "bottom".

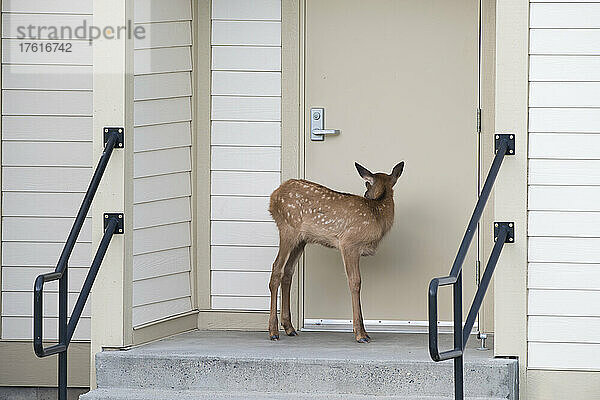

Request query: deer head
[{"left": 355, "top": 162, "right": 405, "bottom": 200}]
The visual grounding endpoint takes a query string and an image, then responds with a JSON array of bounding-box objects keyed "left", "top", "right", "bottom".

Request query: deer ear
[
  {"left": 355, "top": 162, "right": 375, "bottom": 184},
  {"left": 391, "top": 161, "right": 405, "bottom": 183}
]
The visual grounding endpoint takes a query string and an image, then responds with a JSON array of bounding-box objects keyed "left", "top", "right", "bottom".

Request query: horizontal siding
[
  {"left": 211, "top": 196, "right": 271, "bottom": 221},
  {"left": 530, "top": 30, "right": 600, "bottom": 55},
  {"left": 3, "top": 91, "right": 92, "bottom": 116},
  {"left": 1, "top": 14, "right": 92, "bottom": 38},
  {"left": 211, "top": 246, "right": 278, "bottom": 272},
  {"left": 529, "top": 263, "right": 600, "bottom": 290},
  {"left": 212, "top": 46, "right": 281, "bottom": 71},
  {"left": 134, "top": 97, "right": 192, "bottom": 127},
  {"left": 211, "top": 171, "right": 280, "bottom": 196},
  {"left": 133, "top": 272, "right": 191, "bottom": 307},
  {"left": 528, "top": 343, "right": 600, "bottom": 371},
  {"left": 2, "top": 116, "right": 92, "bottom": 141},
  {"left": 529, "top": 289, "right": 600, "bottom": 316},
  {"left": 530, "top": 56, "right": 600, "bottom": 82},
  {"left": 3, "top": 292, "right": 90, "bottom": 318},
  {"left": 134, "top": 122, "right": 192, "bottom": 152},
  {"left": 1, "top": 317, "right": 90, "bottom": 341},
  {"left": 211, "top": 96, "right": 281, "bottom": 121},
  {"left": 1, "top": 7, "right": 93, "bottom": 341},
  {"left": 3, "top": 242, "right": 91, "bottom": 267},
  {"left": 528, "top": 1, "right": 600, "bottom": 371},
  {"left": 531, "top": 3, "right": 600, "bottom": 28},
  {"left": 530, "top": 82, "right": 600, "bottom": 107},
  {"left": 132, "top": 0, "right": 194, "bottom": 327},
  {"left": 529, "top": 133, "right": 600, "bottom": 159},
  {"left": 212, "top": 0, "right": 281, "bottom": 20},
  {"left": 2, "top": 217, "right": 91, "bottom": 242},
  {"left": 2, "top": 266, "right": 87, "bottom": 292},
  {"left": 2, "top": 65, "right": 92, "bottom": 90},
  {"left": 211, "top": 221, "right": 278, "bottom": 247},
  {"left": 211, "top": 146, "right": 280, "bottom": 171},
  {"left": 133, "top": 172, "right": 191, "bottom": 204},
  {"left": 132, "top": 297, "right": 192, "bottom": 327},
  {"left": 133, "top": 247, "right": 191, "bottom": 281},
  {"left": 211, "top": 296, "right": 271, "bottom": 310},
  {"left": 529, "top": 237, "right": 600, "bottom": 264},
  {"left": 134, "top": 22, "right": 192, "bottom": 50},
  {"left": 529, "top": 211, "right": 600, "bottom": 237},
  {"left": 212, "top": 21, "right": 281, "bottom": 46},
  {"left": 530, "top": 108, "right": 600, "bottom": 133},
  {"left": 529, "top": 316, "right": 600, "bottom": 343},
  {"left": 2, "top": 1, "right": 92, "bottom": 14},
  {"left": 2, "top": 39, "right": 93, "bottom": 65},
  {"left": 2, "top": 142, "right": 91, "bottom": 167},
  {"left": 134, "top": 0, "right": 192, "bottom": 23},
  {"left": 529, "top": 186, "right": 600, "bottom": 211},
  {"left": 134, "top": 147, "right": 192, "bottom": 178},
  {"left": 134, "top": 47, "right": 192, "bottom": 75},
  {"left": 133, "top": 197, "right": 191, "bottom": 230},
  {"left": 211, "top": 271, "right": 271, "bottom": 296},
  {"left": 529, "top": 160, "right": 600, "bottom": 185},
  {"left": 531, "top": 0, "right": 600, "bottom": 2},
  {"left": 210, "top": 0, "right": 282, "bottom": 310},
  {"left": 134, "top": 73, "right": 192, "bottom": 101},
  {"left": 212, "top": 71, "right": 281, "bottom": 96},
  {"left": 3, "top": 167, "right": 92, "bottom": 192},
  {"left": 211, "top": 121, "right": 281, "bottom": 146}
]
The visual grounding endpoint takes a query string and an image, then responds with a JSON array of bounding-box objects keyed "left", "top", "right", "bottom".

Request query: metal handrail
[
  {"left": 33, "top": 129, "right": 123, "bottom": 400},
  {"left": 428, "top": 134, "right": 514, "bottom": 399}
]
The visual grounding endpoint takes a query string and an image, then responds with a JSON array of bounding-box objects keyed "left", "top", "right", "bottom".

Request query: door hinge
[{"left": 476, "top": 108, "right": 482, "bottom": 134}]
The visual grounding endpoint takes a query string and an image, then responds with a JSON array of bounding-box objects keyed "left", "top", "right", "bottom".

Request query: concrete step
[
  {"left": 91, "top": 331, "right": 517, "bottom": 399},
  {"left": 81, "top": 388, "right": 501, "bottom": 400}
]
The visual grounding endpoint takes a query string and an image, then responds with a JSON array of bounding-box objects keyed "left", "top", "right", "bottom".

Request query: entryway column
[{"left": 90, "top": 0, "right": 135, "bottom": 387}]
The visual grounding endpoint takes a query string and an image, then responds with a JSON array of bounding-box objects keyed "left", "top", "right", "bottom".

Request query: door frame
[{"left": 281, "top": 0, "right": 498, "bottom": 333}]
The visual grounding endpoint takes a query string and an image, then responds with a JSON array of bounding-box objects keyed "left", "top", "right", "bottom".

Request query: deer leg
[
  {"left": 341, "top": 248, "right": 369, "bottom": 343},
  {"left": 280, "top": 242, "right": 305, "bottom": 336},
  {"left": 268, "top": 235, "right": 295, "bottom": 340}
]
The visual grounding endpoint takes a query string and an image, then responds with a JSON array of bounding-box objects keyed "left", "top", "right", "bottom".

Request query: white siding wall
[
  {"left": 528, "top": 1, "right": 600, "bottom": 370},
  {"left": 210, "top": 0, "right": 281, "bottom": 310},
  {"left": 132, "top": 0, "right": 194, "bottom": 327},
  {"left": 0, "top": 1, "right": 93, "bottom": 340}
]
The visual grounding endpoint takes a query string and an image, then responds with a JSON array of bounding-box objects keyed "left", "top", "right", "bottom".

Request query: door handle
[
  {"left": 312, "top": 129, "right": 340, "bottom": 136},
  {"left": 311, "top": 108, "right": 341, "bottom": 141}
]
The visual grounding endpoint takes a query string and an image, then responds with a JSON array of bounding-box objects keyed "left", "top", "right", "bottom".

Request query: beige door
[{"left": 303, "top": 0, "right": 480, "bottom": 328}]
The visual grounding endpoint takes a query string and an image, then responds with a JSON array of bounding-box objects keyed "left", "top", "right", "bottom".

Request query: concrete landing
[{"left": 82, "top": 331, "right": 517, "bottom": 400}]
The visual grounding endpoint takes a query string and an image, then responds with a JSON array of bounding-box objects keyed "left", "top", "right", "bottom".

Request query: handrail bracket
[{"left": 105, "top": 213, "right": 125, "bottom": 234}]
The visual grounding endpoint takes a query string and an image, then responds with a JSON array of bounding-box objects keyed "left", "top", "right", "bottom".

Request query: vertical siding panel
[
  {"left": 528, "top": 0, "right": 600, "bottom": 371},
  {"left": 210, "top": 0, "right": 282, "bottom": 310},
  {"left": 1, "top": 9, "right": 93, "bottom": 340},
  {"left": 131, "top": 0, "right": 194, "bottom": 327}
]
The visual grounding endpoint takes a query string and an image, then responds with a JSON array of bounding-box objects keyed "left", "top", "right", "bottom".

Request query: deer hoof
[
  {"left": 269, "top": 334, "right": 280, "bottom": 341},
  {"left": 286, "top": 330, "right": 298, "bottom": 337},
  {"left": 357, "top": 336, "right": 370, "bottom": 343}
]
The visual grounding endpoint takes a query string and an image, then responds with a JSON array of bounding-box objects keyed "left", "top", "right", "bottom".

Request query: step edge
[{"left": 96, "top": 351, "right": 518, "bottom": 367}]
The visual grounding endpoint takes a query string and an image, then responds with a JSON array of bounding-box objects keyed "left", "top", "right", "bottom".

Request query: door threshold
[{"left": 302, "top": 319, "right": 478, "bottom": 334}]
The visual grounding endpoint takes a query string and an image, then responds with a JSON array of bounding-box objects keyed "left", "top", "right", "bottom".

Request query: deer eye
[{"left": 365, "top": 182, "right": 371, "bottom": 189}]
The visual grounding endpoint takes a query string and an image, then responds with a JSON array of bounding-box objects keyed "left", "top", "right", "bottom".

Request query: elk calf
[{"left": 268, "top": 162, "right": 404, "bottom": 343}]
